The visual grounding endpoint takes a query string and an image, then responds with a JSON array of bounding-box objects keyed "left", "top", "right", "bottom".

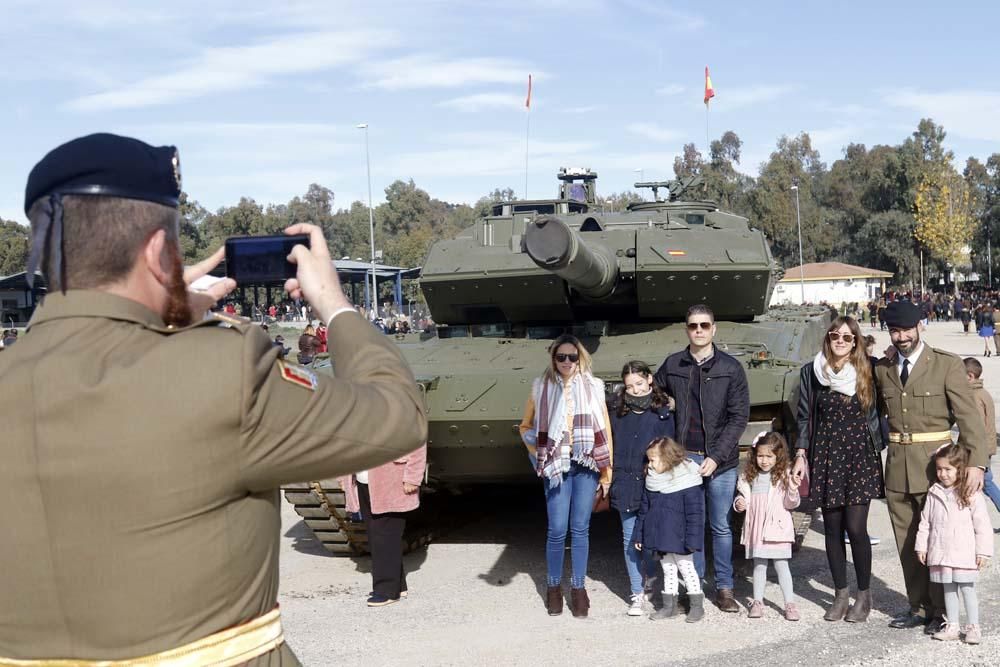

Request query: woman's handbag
[{"left": 592, "top": 488, "right": 610, "bottom": 513}]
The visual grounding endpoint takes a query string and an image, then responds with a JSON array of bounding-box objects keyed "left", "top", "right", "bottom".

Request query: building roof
[{"left": 778, "top": 261, "right": 893, "bottom": 282}]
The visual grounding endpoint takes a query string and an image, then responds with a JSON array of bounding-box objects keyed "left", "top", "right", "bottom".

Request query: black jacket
[
  {"left": 654, "top": 345, "right": 750, "bottom": 474},
  {"left": 795, "top": 361, "right": 885, "bottom": 479},
  {"left": 631, "top": 483, "right": 704, "bottom": 554},
  {"left": 608, "top": 406, "right": 675, "bottom": 513}
]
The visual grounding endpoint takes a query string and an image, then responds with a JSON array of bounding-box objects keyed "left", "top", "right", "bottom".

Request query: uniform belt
[
  {"left": 0, "top": 608, "right": 283, "bottom": 667},
  {"left": 888, "top": 431, "right": 953, "bottom": 444}
]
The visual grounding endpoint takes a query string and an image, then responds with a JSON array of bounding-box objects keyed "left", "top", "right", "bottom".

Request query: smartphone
[{"left": 225, "top": 234, "right": 310, "bottom": 284}]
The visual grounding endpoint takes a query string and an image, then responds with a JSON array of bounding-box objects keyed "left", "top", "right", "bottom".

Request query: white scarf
[
  {"left": 645, "top": 459, "right": 702, "bottom": 494},
  {"left": 813, "top": 351, "right": 857, "bottom": 397}
]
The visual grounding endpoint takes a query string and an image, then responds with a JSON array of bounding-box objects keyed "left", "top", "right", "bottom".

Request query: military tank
[{"left": 284, "top": 168, "right": 830, "bottom": 554}]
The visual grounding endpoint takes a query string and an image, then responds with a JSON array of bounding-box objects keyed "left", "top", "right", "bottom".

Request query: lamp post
[
  {"left": 634, "top": 168, "right": 644, "bottom": 201},
  {"left": 357, "top": 123, "right": 378, "bottom": 318},
  {"left": 791, "top": 181, "right": 805, "bottom": 304}
]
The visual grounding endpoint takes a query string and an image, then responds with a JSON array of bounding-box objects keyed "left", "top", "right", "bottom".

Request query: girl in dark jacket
[
  {"left": 609, "top": 361, "right": 675, "bottom": 617},
  {"left": 793, "top": 315, "right": 884, "bottom": 623},
  {"left": 632, "top": 437, "right": 705, "bottom": 622}
]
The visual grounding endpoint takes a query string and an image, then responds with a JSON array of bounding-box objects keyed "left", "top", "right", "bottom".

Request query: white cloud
[
  {"left": 625, "top": 122, "right": 682, "bottom": 143},
  {"left": 67, "top": 29, "right": 395, "bottom": 111},
  {"left": 656, "top": 84, "right": 686, "bottom": 96},
  {"left": 437, "top": 93, "right": 527, "bottom": 112},
  {"left": 886, "top": 89, "right": 1000, "bottom": 142},
  {"left": 362, "top": 55, "right": 536, "bottom": 90},
  {"left": 807, "top": 126, "right": 863, "bottom": 161}
]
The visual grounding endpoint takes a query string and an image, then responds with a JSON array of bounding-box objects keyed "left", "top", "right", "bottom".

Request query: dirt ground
[{"left": 276, "top": 320, "right": 1000, "bottom": 666}]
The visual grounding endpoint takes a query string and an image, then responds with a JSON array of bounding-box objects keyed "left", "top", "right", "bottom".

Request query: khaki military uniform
[
  {"left": 874, "top": 344, "right": 987, "bottom": 616},
  {"left": 0, "top": 291, "right": 427, "bottom": 664}
]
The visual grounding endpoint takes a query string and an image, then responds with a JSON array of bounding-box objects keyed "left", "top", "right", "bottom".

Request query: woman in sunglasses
[
  {"left": 793, "top": 316, "right": 884, "bottom": 623},
  {"left": 519, "top": 334, "right": 613, "bottom": 618}
]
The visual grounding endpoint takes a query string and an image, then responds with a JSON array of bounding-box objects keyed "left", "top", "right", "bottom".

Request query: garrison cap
[
  {"left": 23, "top": 133, "right": 181, "bottom": 290},
  {"left": 882, "top": 300, "right": 922, "bottom": 329}
]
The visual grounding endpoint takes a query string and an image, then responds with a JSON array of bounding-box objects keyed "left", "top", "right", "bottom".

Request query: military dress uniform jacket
[
  {"left": 874, "top": 345, "right": 987, "bottom": 494},
  {"left": 0, "top": 291, "right": 428, "bottom": 664}
]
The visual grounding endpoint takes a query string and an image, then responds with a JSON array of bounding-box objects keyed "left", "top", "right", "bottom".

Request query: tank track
[{"left": 282, "top": 480, "right": 437, "bottom": 555}]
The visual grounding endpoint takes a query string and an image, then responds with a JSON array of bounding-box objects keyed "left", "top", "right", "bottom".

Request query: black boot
[
  {"left": 824, "top": 587, "right": 851, "bottom": 621},
  {"left": 650, "top": 594, "right": 677, "bottom": 620}
]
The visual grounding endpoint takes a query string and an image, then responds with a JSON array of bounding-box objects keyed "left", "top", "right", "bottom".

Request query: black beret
[
  {"left": 883, "top": 300, "right": 922, "bottom": 329},
  {"left": 24, "top": 133, "right": 181, "bottom": 214}
]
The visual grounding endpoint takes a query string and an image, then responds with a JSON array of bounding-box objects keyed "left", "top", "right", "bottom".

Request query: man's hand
[
  {"left": 977, "top": 555, "right": 990, "bottom": 570},
  {"left": 282, "top": 223, "right": 352, "bottom": 323},
  {"left": 699, "top": 457, "right": 718, "bottom": 477},
  {"left": 966, "top": 466, "right": 985, "bottom": 495},
  {"left": 403, "top": 483, "right": 419, "bottom": 495},
  {"left": 734, "top": 496, "right": 747, "bottom": 512},
  {"left": 185, "top": 247, "right": 236, "bottom": 315},
  {"left": 792, "top": 456, "right": 808, "bottom": 485}
]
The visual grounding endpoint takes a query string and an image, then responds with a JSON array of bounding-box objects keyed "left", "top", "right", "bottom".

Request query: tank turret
[{"left": 523, "top": 215, "right": 618, "bottom": 299}]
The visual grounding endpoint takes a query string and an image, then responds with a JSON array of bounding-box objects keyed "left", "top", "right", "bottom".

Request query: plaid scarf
[{"left": 533, "top": 374, "right": 611, "bottom": 485}]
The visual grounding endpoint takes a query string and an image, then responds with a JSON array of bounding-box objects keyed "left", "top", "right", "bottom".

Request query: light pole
[
  {"left": 634, "top": 168, "right": 644, "bottom": 201},
  {"left": 791, "top": 181, "right": 805, "bottom": 304},
  {"left": 357, "top": 123, "right": 378, "bottom": 318}
]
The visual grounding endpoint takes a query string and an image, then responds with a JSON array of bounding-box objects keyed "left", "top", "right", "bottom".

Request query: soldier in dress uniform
[
  {"left": 874, "top": 300, "right": 987, "bottom": 634},
  {"left": 0, "top": 133, "right": 427, "bottom": 665}
]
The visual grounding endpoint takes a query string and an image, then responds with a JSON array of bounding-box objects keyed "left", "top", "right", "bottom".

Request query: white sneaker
[{"left": 628, "top": 593, "right": 644, "bottom": 616}]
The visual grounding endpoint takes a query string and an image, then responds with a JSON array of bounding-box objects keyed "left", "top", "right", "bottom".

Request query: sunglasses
[
  {"left": 686, "top": 321, "right": 713, "bottom": 331},
  {"left": 554, "top": 353, "right": 579, "bottom": 363},
  {"left": 828, "top": 332, "right": 855, "bottom": 343}
]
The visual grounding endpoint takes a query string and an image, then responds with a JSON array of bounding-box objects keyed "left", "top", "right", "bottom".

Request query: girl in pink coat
[
  {"left": 734, "top": 432, "right": 801, "bottom": 621},
  {"left": 916, "top": 444, "right": 993, "bottom": 644}
]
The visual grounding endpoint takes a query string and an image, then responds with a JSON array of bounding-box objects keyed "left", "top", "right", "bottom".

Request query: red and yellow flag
[
  {"left": 703, "top": 66, "right": 715, "bottom": 106},
  {"left": 525, "top": 74, "right": 533, "bottom": 109}
]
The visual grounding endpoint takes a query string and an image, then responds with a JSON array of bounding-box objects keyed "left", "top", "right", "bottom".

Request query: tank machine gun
[{"left": 284, "top": 167, "right": 831, "bottom": 554}]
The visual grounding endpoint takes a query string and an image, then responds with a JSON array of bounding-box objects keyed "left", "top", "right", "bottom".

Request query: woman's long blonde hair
[
  {"left": 542, "top": 334, "right": 594, "bottom": 384},
  {"left": 821, "top": 315, "right": 874, "bottom": 411}
]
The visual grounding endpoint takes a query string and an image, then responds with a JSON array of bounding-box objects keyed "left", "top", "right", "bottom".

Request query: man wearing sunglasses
[
  {"left": 654, "top": 304, "right": 749, "bottom": 612},
  {"left": 874, "top": 300, "right": 988, "bottom": 633}
]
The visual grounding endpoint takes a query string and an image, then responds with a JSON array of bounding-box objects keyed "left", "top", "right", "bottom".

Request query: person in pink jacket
[
  {"left": 916, "top": 444, "right": 993, "bottom": 644},
  {"left": 340, "top": 443, "right": 428, "bottom": 607},
  {"left": 734, "top": 432, "right": 801, "bottom": 621}
]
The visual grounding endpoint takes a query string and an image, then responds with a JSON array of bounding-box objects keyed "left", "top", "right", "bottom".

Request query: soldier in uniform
[
  {"left": 874, "top": 300, "right": 987, "bottom": 633},
  {"left": 0, "top": 133, "right": 427, "bottom": 665}
]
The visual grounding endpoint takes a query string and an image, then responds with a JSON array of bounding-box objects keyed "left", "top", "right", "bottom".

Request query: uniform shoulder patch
[{"left": 278, "top": 359, "right": 318, "bottom": 391}]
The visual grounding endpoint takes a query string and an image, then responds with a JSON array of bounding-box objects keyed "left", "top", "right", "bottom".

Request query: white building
[{"left": 770, "top": 262, "right": 893, "bottom": 306}]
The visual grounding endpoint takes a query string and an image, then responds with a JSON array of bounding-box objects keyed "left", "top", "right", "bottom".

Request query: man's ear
[{"left": 142, "top": 229, "right": 170, "bottom": 286}]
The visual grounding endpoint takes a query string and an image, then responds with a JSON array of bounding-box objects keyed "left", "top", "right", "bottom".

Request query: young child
[
  {"left": 963, "top": 357, "right": 1000, "bottom": 517},
  {"left": 632, "top": 437, "right": 705, "bottom": 622},
  {"left": 916, "top": 444, "right": 993, "bottom": 644},
  {"left": 734, "top": 431, "right": 801, "bottom": 621}
]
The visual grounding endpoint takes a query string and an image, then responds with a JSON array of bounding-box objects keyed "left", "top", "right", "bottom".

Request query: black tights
[{"left": 822, "top": 503, "right": 872, "bottom": 591}]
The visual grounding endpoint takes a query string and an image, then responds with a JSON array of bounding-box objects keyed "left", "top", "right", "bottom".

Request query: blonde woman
[{"left": 520, "top": 335, "right": 613, "bottom": 618}]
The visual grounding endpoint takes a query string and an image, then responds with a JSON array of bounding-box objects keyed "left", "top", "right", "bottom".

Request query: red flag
[
  {"left": 525, "top": 74, "right": 532, "bottom": 109},
  {"left": 703, "top": 66, "right": 715, "bottom": 106}
]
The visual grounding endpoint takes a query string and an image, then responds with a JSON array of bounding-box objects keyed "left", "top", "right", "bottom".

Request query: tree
[
  {"left": 0, "top": 219, "right": 29, "bottom": 276},
  {"left": 473, "top": 187, "right": 517, "bottom": 217},
  {"left": 596, "top": 191, "right": 643, "bottom": 212},
  {"left": 914, "top": 168, "right": 977, "bottom": 293},
  {"left": 673, "top": 143, "right": 704, "bottom": 179}
]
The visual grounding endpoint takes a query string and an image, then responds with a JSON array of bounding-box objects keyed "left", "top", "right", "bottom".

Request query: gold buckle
[{"left": 899, "top": 433, "right": 912, "bottom": 444}]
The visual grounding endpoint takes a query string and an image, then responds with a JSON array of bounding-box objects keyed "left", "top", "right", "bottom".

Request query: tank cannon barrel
[{"left": 524, "top": 215, "right": 618, "bottom": 299}]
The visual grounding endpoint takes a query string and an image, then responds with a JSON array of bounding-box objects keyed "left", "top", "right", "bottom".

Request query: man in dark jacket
[{"left": 654, "top": 304, "right": 750, "bottom": 612}]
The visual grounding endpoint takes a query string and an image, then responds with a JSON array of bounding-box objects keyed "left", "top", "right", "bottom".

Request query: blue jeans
[
  {"left": 688, "top": 454, "right": 737, "bottom": 590},
  {"left": 619, "top": 509, "right": 655, "bottom": 596},
  {"left": 985, "top": 463, "right": 1000, "bottom": 513},
  {"left": 544, "top": 463, "right": 599, "bottom": 588}
]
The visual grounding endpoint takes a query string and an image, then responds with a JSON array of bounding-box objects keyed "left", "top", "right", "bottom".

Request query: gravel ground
[{"left": 277, "top": 320, "right": 1000, "bottom": 666}]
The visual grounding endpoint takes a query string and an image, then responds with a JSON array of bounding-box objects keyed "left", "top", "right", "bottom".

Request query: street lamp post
[
  {"left": 357, "top": 123, "right": 378, "bottom": 318},
  {"left": 791, "top": 182, "right": 805, "bottom": 304}
]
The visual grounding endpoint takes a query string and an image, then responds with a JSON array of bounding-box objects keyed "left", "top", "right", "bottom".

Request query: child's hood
[{"left": 646, "top": 459, "right": 702, "bottom": 494}]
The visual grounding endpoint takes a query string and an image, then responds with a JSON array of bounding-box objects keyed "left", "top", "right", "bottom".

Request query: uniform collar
[
  {"left": 898, "top": 341, "right": 925, "bottom": 370},
  {"left": 28, "top": 290, "right": 168, "bottom": 331}
]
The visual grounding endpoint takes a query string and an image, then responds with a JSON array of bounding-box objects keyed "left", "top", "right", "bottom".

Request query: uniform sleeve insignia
[{"left": 278, "top": 359, "right": 318, "bottom": 391}]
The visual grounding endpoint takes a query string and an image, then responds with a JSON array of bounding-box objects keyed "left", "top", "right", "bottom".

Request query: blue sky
[{"left": 3, "top": 0, "right": 999, "bottom": 225}]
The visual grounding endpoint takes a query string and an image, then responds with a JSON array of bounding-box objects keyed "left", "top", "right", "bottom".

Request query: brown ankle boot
[
  {"left": 845, "top": 589, "right": 871, "bottom": 622},
  {"left": 570, "top": 587, "right": 590, "bottom": 618},
  {"left": 824, "top": 587, "right": 851, "bottom": 621},
  {"left": 546, "top": 586, "right": 563, "bottom": 616}
]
